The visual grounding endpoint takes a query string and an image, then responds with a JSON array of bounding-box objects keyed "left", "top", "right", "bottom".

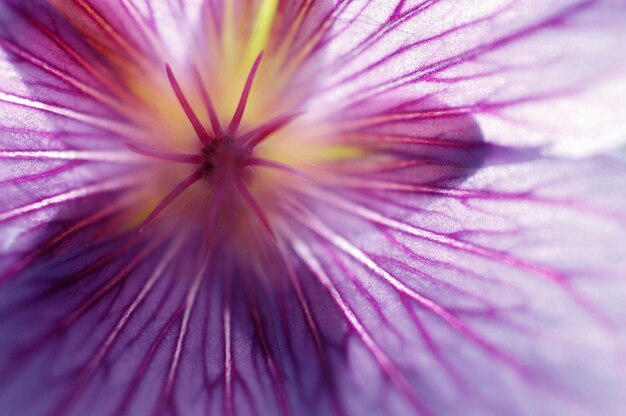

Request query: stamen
[
  {"left": 229, "top": 52, "right": 264, "bottom": 133},
  {"left": 127, "top": 143, "right": 203, "bottom": 164},
  {"left": 242, "top": 112, "right": 302, "bottom": 149},
  {"left": 191, "top": 64, "right": 222, "bottom": 137},
  {"left": 165, "top": 64, "right": 212, "bottom": 146},
  {"left": 140, "top": 169, "right": 204, "bottom": 231}
]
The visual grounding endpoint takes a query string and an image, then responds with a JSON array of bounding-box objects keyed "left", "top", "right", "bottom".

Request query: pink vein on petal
[
  {"left": 235, "top": 176, "right": 276, "bottom": 240},
  {"left": 156, "top": 255, "right": 208, "bottom": 416},
  {"left": 0, "top": 38, "right": 123, "bottom": 111},
  {"left": 72, "top": 0, "right": 143, "bottom": 59},
  {"left": 0, "top": 177, "right": 137, "bottom": 223},
  {"left": 243, "top": 284, "right": 292, "bottom": 416},
  {"left": 293, "top": 207, "right": 523, "bottom": 371},
  {"left": 288, "top": 233, "right": 430, "bottom": 416},
  {"left": 16, "top": 7, "right": 129, "bottom": 99},
  {"left": 0, "top": 150, "right": 139, "bottom": 163},
  {"left": 53, "top": 238, "right": 182, "bottom": 416},
  {"left": 302, "top": 188, "right": 614, "bottom": 327},
  {"left": 0, "top": 90, "right": 140, "bottom": 138},
  {"left": 223, "top": 277, "right": 234, "bottom": 416}
]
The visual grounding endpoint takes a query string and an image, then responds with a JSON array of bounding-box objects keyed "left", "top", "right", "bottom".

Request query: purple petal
[
  {"left": 304, "top": 0, "right": 626, "bottom": 156},
  {"left": 2, "top": 153, "right": 625, "bottom": 415},
  {"left": 282, "top": 153, "right": 626, "bottom": 415},
  {"left": 1, "top": 1, "right": 626, "bottom": 416}
]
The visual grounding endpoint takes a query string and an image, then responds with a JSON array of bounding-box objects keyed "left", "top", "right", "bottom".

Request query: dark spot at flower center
[
  {"left": 202, "top": 160, "right": 214, "bottom": 175},
  {"left": 139, "top": 54, "right": 286, "bottom": 232},
  {"left": 199, "top": 134, "right": 250, "bottom": 180}
]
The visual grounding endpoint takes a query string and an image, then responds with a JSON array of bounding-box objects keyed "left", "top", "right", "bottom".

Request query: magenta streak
[
  {"left": 4, "top": 239, "right": 154, "bottom": 383},
  {"left": 327, "top": 177, "right": 486, "bottom": 198},
  {"left": 243, "top": 285, "right": 292, "bottom": 416},
  {"left": 242, "top": 112, "right": 301, "bottom": 149},
  {"left": 289, "top": 0, "right": 351, "bottom": 60},
  {"left": 242, "top": 157, "right": 309, "bottom": 181},
  {"left": 14, "top": 6, "right": 129, "bottom": 99},
  {"left": 0, "top": 161, "right": 79, "bottom": 187},
  {"left": 156, "top": 258, "right": 207, "bottom": 416},
  {"left": 346, "top": 1, "right": 594, "bottom": 107},
  {"left": 319, "top": 238, "right": 404, "bottom": 340},
  {"left": 0, "top": 197, "right": 127, "bottom": 286},
  {"left": 377, "top": 252, "right": 512, "bottom": 320},
  {"left": 54, "top": 242, "right": 154, "bottom": 333},
  {"left": 313, "top": 188, "right": 617, "bottom": 329},
  {"left": 205, "top": 184, "right": 225, "bottom": 234},
  {"left": 327, "top": 9, "right": 497, "bottom": 94},
  {"left": 0, "top": 178, "right": 135, "bottom": 224},
  {"left": 114, "top": 307, "right": 183, "bottom": 416},
  {"left": 289, "top": 204, "right": 528, "bottom": 375},
  {"left": 234, "top": 176, "right": 276, "bottom": 241},
  {"left": 229, "top": 52, "right": 264, "bottom": 133},
  {"left": 378, "top": 228, "right": 518, "bottom": 300},
  {"left": 223, "top": 274, "right": 235, "bottom": 416},
  {"left": 331, "top": 159, "right": 428, "bottom": 175},
  {"left": 218, "top": 279, "right": 264, "bottom": 416},
  {"left": 275, "top": 241, "right": 348, "bottom": 416},
  {"left": 0, "top": 38, "right": 120, "bottom": 110},
  {"left": 54, "top": 239, "right": 180, "bottom": 416},
  {"left": 401, "top": 296, "right": 468, "bottom": 392},
  {"left": 332, "top": 0, "right": 438, "bottom": 71},
  {"left": 73, "top": 0, "right": 141, "bottom": 58},
  {"left": 119, "top": 0, "right": 165, "bottom": 58},
  {"left": 275, "top": 242, "right": 325, "bottom": 357},
  {"left": 140, "top": 169, "right": 203, "bottom": 231},
  {"left": 288, "top": 235, "right": 431, "bottom": 416},
  {"left": 340, "top": 132, "right": 476, "bottom": 148},
  {"left": 126, "top": 143, "right": 202, "bottom": 164},
  {"left": 192, "top": 64, "right": 223, "bottom": 136},
  {"left": 165, "top": 64, "right": 212, "bottom": 145}
]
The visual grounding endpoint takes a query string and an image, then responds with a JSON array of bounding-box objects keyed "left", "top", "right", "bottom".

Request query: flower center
[
  {"left": 200, "top": 135, "right": 248, "bottom": 179},
  {"left": 127, "top": 53, "right": 302, "bottom": 241}
]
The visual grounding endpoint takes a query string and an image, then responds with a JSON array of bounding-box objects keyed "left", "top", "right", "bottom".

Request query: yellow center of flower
[{"left": 99, "top": 1, "right": 364, "bottom": 240}]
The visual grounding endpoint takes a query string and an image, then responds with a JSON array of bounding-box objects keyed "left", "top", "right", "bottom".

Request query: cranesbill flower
[{"left": 1, "top": 0, "right": 626, "bottom": 415}]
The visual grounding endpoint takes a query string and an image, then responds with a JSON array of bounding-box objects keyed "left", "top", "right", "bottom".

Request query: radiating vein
[
  {"left": 0, "top": 90, "right": 139, "bottom": 137},
  {"left": 287, "top": 229, "right": 430, "bottom": 416},
  {"left": 157, "top": 256, "right": 208, "bottom": 415},
  {"left": 52, "top": 238, "right": 180, "bottom": 415},
  {"left": 0, "top": 150, "right": 139, "bottom": 163},
  {"left": 0, "top": 177, "right": 137, "bottom": 223}
]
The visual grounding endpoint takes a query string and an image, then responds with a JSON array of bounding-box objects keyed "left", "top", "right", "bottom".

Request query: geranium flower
[{"left": 1, "top": 0, "right": 625, "bottom": 415}]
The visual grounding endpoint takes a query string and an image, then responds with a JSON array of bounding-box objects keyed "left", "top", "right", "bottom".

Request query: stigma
[{"left": 128, "top": 52, "right": 299, "bottom": 241}]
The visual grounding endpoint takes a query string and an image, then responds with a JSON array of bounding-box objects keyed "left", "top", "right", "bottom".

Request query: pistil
[{"left": 133, "top": 52, "right": 296, "bottom": 238}]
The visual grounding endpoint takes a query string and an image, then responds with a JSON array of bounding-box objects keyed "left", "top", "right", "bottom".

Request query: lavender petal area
[
  {"left": 286, "top": 155, "right": 626, "bottom": 415},
  {"left": 309, "top": 0, "right": 626, "bottom": 155},
  {"left": 0, "top": 1, "right": 625, "bottom": 416}
]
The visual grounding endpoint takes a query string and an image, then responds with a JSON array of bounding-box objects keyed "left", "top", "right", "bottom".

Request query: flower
[{"left": 1, "top": 0, "right": 625, "bottom": 415}]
